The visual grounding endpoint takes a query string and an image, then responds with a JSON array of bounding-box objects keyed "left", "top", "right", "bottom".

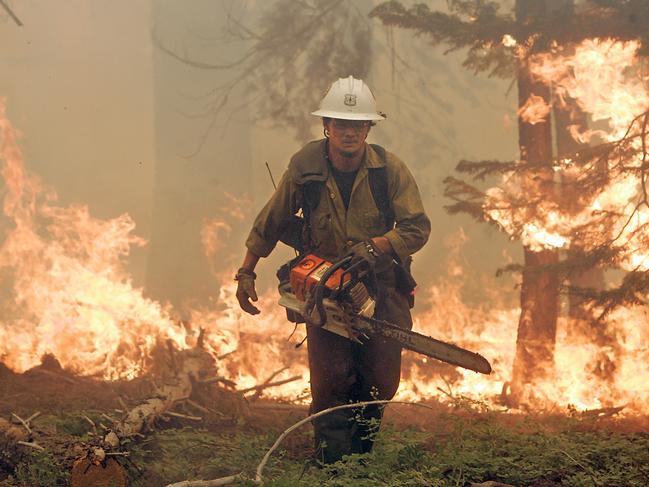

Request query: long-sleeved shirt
[{"left": 246, "top": 139, "right": 431, "bottom": 264}]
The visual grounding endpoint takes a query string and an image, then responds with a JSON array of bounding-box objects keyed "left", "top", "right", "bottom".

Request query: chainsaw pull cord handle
[{"left": 305, "top": 255, "right": 353, "bottom": 326}]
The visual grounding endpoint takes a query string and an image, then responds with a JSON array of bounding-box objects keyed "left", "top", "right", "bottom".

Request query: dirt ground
[{"left": 2, "top": 355, "right": 648, "bottom": 486}]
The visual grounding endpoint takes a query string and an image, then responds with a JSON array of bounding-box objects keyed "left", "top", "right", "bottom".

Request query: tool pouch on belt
[
  {"left": 277, "top": 255, "right": 306, "bottom": 324},
  {"left": 394, "top": 256, "right": 417, "bottom": 308}
]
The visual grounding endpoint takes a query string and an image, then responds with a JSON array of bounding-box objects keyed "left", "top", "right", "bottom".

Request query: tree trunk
[
  {"left": 553, "top": 43, "right": 615, "bottom": 382},
  {"left": 510, "top": 0, "right": 560, "bottom": 403},
  {"left": 554, "top": 91, "right": 606, "bottom": 326},
  {"left": 546, "top": 0, "right": 606, "bottom": 327}
]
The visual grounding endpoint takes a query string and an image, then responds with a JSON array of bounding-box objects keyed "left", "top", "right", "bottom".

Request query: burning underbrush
[
  {"left": 1, "top": 35, "right": 649, "bottom": 484},
  {"left": 1, "top": 353, "right": 648, "bottom": 487}
]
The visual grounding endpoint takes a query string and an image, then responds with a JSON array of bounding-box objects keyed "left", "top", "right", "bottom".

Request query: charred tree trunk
[
  {"left": 555, "top": 93, "right": 606, "bottom": 325},
  {"left": 510, "top": 0, "right": 560, "bottom": 403},
  {"left": 549, "top": 0, "right": 607, "bottom": 330},
  {"left": 553, "top": 51, "right": 615, "bottom": 382}
]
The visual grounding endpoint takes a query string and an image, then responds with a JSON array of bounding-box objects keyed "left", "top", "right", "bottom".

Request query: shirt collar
[{"left": 322, "top": 140, "right": 386, "bottom": 170}]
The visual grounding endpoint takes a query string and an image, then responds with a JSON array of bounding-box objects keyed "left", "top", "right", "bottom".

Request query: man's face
[{"left": 324, "top": 118, "right": 371, "bottom": 158}]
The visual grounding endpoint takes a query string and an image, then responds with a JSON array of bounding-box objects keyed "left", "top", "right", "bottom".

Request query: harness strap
[
  {"left": 299, "top": 144, "right": 392, "bottom": 249},
  {"left": 368, "top": 143, "right": 395, "bottom": 231}
]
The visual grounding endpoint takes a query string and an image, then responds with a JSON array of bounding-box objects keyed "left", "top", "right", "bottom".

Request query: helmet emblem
[{"left": 343, "top": 94, "right": 357, "bottom": 106}]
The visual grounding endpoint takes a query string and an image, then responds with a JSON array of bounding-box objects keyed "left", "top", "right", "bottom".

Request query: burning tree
[{"left": 372, "top": 0, "right": 649, "bottom": 404}]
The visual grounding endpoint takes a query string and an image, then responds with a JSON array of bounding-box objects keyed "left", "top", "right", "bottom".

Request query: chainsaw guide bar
[{"left": 279, "top": 288, "right": 492, "bottom": 375}]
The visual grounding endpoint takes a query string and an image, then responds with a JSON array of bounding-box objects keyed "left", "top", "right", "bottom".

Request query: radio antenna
[{"left": 265, "top": 162, "right": 277, "bottom": 190}]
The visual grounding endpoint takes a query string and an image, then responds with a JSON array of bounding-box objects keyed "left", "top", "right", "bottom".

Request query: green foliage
[
  {"left": 440, "top": 108, "right": 649, "bottom": 317},
  {"left": 127, "top": 427, "right": 290, "bottom": 486},
  {"left": 371, "top": 0, "right": 649, "bottom": 75},
  {"left": 8, "top": 410, "right": 649, "bottom": 486},
  {"left": 255, "top": 411, "right": 649, "bottom": 486},
  {"left": 14, "top": 451, "right": 69, "bottom": 487},
  {"left": 53, "top": 414, "right": 95, "bottom": 437},
  {"left": 370, "top": 0, "right": 516, "bottom": 77}
]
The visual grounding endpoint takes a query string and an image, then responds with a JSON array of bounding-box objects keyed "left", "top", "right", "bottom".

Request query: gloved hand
[
  {"left": 235, "top": 268, "right": 260, "bottom": 315},
  {"left": 346, "top": 240, "right": 381, "bottom": 271}
]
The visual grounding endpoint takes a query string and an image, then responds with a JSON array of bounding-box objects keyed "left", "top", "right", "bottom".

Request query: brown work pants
[{"left": 306, "top": 284, "right": 413, "bottom": 464}]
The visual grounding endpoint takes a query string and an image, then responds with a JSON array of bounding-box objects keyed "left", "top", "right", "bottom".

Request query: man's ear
[
  {"left": 362, "top": 124, "right": 371, "bottom": 140},
  {"left": 322, "top": 118, "right": 331, "bottom": 138}
]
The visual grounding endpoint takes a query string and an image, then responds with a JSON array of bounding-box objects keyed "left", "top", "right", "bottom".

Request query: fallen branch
[
  {"left": 101, "top": 412, "right": 118, "bottom": 423},
  {"left": 185, "top": 399, "right": 211, "bottom": 415},
  {"left": 241, "top": 375, "right": 302, "bottom": 401},
  {"left": 11, "top": 413, "right": 32, "bottom": 435},
  {"left": 70, "top": 342, "right": 219, "bottom": 485},
  {"left": 255, "top": 400, "right": 434, "bottom": 483},
  {"left": 164, "top": 411, "right": 202, "bottom": 422},
  {"left": 198, "top": 376, "right": 236, "bottom": 388},
  {"left": 166, "top": 474, "right": 244, "bottom": 487},
  {"left": 168, "top": 399, "right": 435, "bottom": 487},
  {"left": 17, "top": 441, "right": 44, "bottom": 451},
  {"left": 112, "top": 345, "right": 217, "bottom": 440},
  {"left": 0, "top": 417, "right": 30, "bottom": 472},
  {"left": 238, "top": 367, "right": 288, "bottom": 395},
  {"left": 0, "top": 417, "right": 29, "bottom": 443},
  {"left": 25, "top": 411, "right": 41, "bottom": 423},
  {"left": 579, "top": 405, "right": 626, "bottom": 418}
]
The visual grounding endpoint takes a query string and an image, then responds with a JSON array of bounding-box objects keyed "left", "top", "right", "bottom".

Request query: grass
[
  {"left": 4, "top": 404, "right": 649, "bottom": 487},
  {"left": 14, "top": 451, "right": 68, "bottom": 487}
]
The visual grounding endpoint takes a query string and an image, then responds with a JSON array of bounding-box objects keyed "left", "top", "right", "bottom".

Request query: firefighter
[{"left": 235, "top": 76, "right": 431, "bottom": 464}]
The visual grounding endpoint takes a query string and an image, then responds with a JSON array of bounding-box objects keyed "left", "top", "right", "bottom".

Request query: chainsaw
[{"left": 277, "top": 253, "right": 492, "bottom": 375}]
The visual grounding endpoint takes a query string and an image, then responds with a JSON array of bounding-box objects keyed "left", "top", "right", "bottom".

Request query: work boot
[
  {"left": 313, "top": 410, "right": 353, "bottom": 464},
  {"left": 350, "top": 403, "right": 383, "bottom": 454}
]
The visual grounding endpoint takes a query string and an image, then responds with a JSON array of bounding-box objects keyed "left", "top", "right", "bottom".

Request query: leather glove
[
  {"left": 346, "top": 240, "right": 381, "bottom": 271},
  {"left": 235, "top": 268, "right": 260, "bottom": 315}
]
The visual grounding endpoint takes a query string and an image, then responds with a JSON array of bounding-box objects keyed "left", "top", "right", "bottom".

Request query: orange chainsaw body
[{"left": 289, "top": 254, "right": 351, "bottom": 301}]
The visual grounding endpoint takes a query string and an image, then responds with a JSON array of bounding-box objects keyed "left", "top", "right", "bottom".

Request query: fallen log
[
  {"left": 579, "top": 405, "right": 626, "bottom": 419},
  {"left": 71, "top": 341, "right": 220, "bottom": 486},
  {"left": 241, "top": 375, "right": 302, "bottom": 401},
  {"left": 0, "top": 415, "right": 36, "bottom": 474},
  {"left": 112, "top": 342, "right": 218, "bottom": 440}
]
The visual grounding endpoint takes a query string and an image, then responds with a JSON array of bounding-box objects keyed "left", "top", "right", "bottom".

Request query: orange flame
[
  {"left": 0, "top": 98, "right": 187, "bottom": 379},
  {"left": 517, "top": 94, "right": 551, "bottom": 125},
  {"left": 3, "top": 34, "right": 649, "bottom": 416},
  {"left": 487, "top": 39, "right": 649, "bottom": 266}
]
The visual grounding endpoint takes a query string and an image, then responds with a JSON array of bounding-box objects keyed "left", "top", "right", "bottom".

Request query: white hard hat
[{"left": 312, "top": 76, "right": 386, "bottom": 121}]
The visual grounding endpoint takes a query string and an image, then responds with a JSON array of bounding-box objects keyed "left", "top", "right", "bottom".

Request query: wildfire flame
[
  {"left": 1, "top": 35, "right": 649, "bottom": 414},
  {"left": 517, "top": 94, "right": 551, "bottom": 125},
  {"left": 487, "top": 39, "right": 649, "bottom": 269}
]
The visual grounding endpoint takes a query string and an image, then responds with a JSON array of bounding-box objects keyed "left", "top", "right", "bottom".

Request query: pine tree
[{"left": 372, "top": 0, "right": 649, "bottom": 402}]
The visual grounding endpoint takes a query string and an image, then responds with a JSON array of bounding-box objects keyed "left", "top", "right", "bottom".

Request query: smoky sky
[{"left": 0, "top": 0, "right": 521, "bottom": 316}]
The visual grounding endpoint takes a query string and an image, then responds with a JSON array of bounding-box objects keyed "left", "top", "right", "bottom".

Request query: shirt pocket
[
  {"left": 310, "top": 212, "right": 332, "bottom": 247},
  {"left": 360, "top": 209, "right": 384, "bottom": 236}
]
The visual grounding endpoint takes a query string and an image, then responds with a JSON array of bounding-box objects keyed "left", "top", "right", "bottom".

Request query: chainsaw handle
[
  {"left": 307, "top": 255, "right": 353, "bottom": 326},
  {"left": 338, "top": 259, "right": 367, "bottom": 292}
]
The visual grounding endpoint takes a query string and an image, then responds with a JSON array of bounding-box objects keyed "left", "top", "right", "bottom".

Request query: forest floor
[{"left": 1, "top": 358, "right": 649, "bottom": 487}]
